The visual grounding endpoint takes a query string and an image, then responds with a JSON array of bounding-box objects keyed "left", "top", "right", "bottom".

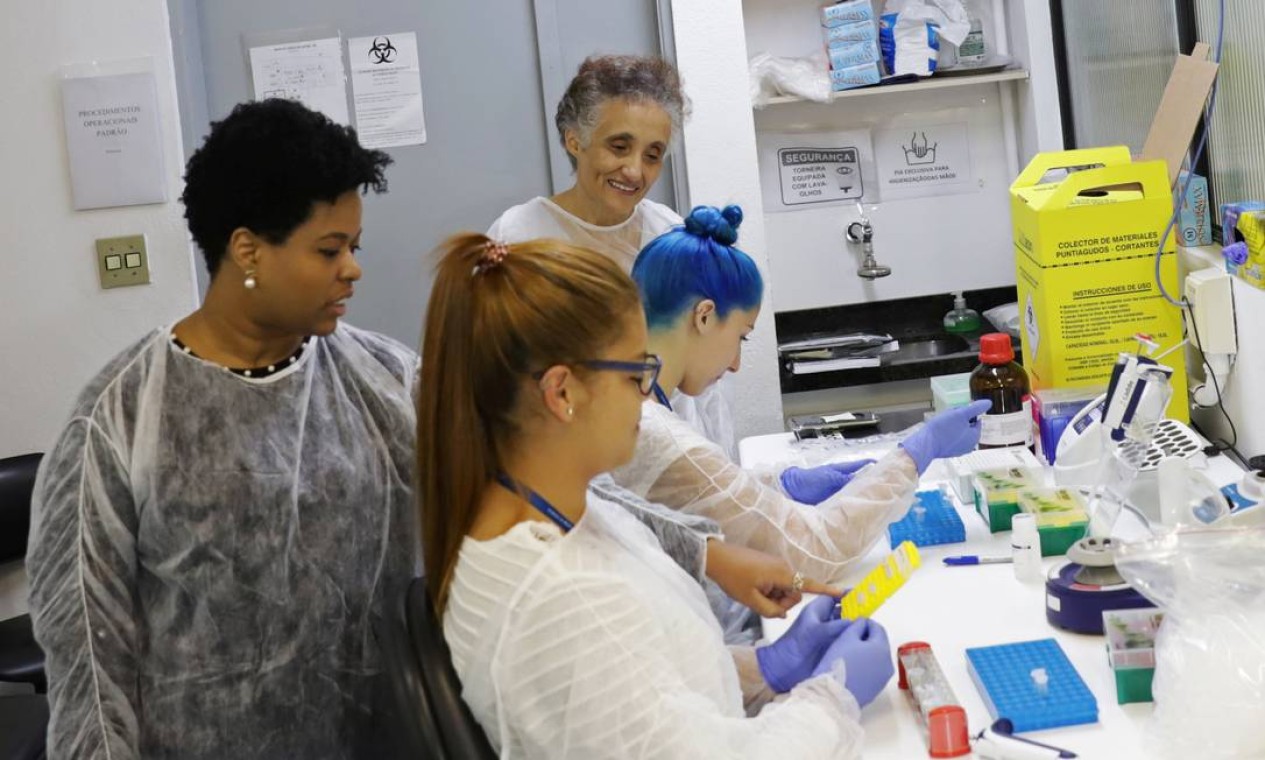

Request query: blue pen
[{"left": 943, "top": 555, "right": 1013, "bottom": 566}]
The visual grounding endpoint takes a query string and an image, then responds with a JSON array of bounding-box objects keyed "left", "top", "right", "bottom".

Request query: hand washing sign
[
  {"left": 875, "top": 123, "right": 973, "bottom": 200},
  {"left": 758, "top": 130, "right": 875, "bottom": 212}
]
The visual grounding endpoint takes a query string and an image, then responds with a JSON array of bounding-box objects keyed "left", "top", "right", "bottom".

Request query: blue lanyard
[
  {"left": 652, "top": 381, "right": 673, "bottom": 411},
  {"left": 494, "top": 473, "right": 575, "bottom": 532}
]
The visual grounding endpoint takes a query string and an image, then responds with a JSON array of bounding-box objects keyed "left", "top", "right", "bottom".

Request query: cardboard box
[
  {"left": 1140, "top": 43, "right": 1219, "bottom": 188},
  {"left": 821, "top": 0, "right": 874, "bottom": 28},
  {"left": 1011, "top": 146, "right": 1189, "bottom": 422},
  {"left": 1178, "top": 171, "right": 1212, "bottom": 246}
]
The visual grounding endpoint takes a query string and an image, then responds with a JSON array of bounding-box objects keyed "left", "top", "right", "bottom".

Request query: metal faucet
[{"left": 846, "top": 203, "right": 891, "bottom": 279}]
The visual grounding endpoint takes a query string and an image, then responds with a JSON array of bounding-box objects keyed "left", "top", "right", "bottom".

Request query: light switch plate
[{"left": 95, "top": 234, "right": 150, "bottom": 289}]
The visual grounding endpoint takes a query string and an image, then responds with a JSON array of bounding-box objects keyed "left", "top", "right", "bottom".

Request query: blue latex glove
[
  {"left": 812, "top": 617, "right": 894, "bottom": 708},
  {"left": 756, "top": 595, "right": 849, "bottom": 693},
  {"left": 899, "top": 399, "right": 992, "bottom": 474},
  {"left": 780, "top": 459, "right": 876, "bottom": 505}
]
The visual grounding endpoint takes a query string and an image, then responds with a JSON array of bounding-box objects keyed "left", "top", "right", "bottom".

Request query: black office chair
[
  {"left": 0, "top": 453, "right": 46, "bottom": 693},
  {"left": 0, "top": 695, "right": 48, "bottom": 760},
  {"left": 405, "top": 578, "right": 497, "bottom": 760},
  {"left": 372, "top": 593, "right": 447, "bottom": 760},
  {"left": 0, "top": 454, "right": 48, "bottom": 760}
]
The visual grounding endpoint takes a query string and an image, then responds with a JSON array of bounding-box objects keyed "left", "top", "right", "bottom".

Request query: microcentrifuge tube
[{"left": 1031, "top": 667, "right": 1049, "bottom": 697}]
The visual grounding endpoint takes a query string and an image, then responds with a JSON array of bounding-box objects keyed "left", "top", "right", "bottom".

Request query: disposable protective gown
[
  {"left": 26, "top": 324, "right": 418, "bottom": 759},
  {"left": 443, "top": 491, "right": 864, "bottom": 759},
  {"left": 612, "top": 401, "right": 920, "bottom": 584}
]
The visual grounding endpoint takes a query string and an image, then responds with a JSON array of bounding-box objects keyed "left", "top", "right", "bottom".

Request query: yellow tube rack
[{"left": 840, "top": 540, "right": 922, "bottom": 620}]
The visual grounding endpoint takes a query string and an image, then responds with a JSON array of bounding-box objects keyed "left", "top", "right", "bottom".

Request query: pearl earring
[
  {"left": 244, "top": 269, "right": 258, "bottom": 290},
  {"left": 567, "top": 407, "right": 574, "bottom": 417}
]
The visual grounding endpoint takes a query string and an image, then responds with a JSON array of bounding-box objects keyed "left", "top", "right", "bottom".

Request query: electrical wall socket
[{"left": 95, "top": 234, "right": 150, "bottom": 289}]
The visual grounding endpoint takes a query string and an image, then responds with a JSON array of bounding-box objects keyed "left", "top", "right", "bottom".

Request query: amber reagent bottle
[{"left": 970, "top": 333, "right": 1033, "bottom": 450}]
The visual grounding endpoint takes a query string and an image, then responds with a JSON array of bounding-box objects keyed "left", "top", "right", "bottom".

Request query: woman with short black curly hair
[{"left": 27, "top": 98, "right": 417, "bottom": 759}]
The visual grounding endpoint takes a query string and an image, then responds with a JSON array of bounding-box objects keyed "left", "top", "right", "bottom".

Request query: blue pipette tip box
[
  {"left": 966, "top": 638, "right": 1098, "bottom": 733},
  {"left": 888, "top": 489, "right": 965, "bottom": 548}
]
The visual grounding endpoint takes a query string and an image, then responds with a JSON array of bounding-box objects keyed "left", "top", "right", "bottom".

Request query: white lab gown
[
  {"left": 612, "top": 401, "right": 921, "bottom": 584},
  {"left": 26, "top": 324, "right": 417, "bottom": 759},
  {"left": 487, "top": 195, "right": 736, "bottom": 458},
  {"left": 443, "top": 492, "right": 864, "bottom": 759}
]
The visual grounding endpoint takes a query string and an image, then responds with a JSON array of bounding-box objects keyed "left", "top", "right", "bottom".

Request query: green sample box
[
  {"left": 1017, "top": 488, "right": 1089, "bottom": 556},
  {"left": 1104, "top": 608, "right": 1164, "bottom": 704},
  {"left": 973, "top": 467, "right": 1042, "bottom": 532}
]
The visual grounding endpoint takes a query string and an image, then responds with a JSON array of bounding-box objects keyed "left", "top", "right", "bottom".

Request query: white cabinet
[
  {"left": 746, "top": 0, "right": 1063, "bottom": 312},
  {"left": 670, "top": 0, "right": 1063, "bottom": 434}
]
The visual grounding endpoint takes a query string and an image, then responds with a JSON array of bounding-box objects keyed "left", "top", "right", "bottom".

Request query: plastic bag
[
  {"left": 982, "top": 302, "right": 1020, "bottom": 339},
  {"left": 1115, "top": 527, "right": 1265, "bottom": 759},
  {"left": 879, "top": 0, "right": 970, "bottom": 77},
  {"left": 749, "top": 52, "right": 831, "bottom": 107}
]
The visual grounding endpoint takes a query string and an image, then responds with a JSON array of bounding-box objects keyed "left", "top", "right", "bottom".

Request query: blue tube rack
[
  {"left": 966, "top": 638, "right": 1098, "bottom": 732},
  {"left": 887, "top": 489, "right": 966, "bottom": 548}
]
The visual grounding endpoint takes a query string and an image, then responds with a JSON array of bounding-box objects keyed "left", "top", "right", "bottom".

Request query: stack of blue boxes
[{"left": 821, "top": 1, "right": 882, "bottom": 91}]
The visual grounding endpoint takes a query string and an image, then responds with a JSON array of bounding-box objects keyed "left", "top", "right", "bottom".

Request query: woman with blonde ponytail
[{"left": 419, "top": 235, "right": 870, "bottom": 759}]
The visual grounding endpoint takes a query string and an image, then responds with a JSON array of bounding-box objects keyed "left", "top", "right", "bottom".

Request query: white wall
[
  {"left": 0, "top": 2, "right": 197, "bottom": 457},
  {"left": 0, "top": 2, "right": 197, "bottom": 616},
  {"left": 671, "top": 0, "right": 785, "bottom": 440}
]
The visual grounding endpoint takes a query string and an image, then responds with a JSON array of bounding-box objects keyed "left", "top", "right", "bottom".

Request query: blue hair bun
[{"left": 684, "top": 204, "right": 743, "bottom": 246}]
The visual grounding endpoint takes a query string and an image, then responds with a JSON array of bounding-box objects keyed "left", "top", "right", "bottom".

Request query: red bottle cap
[
  {"left": 927, "top": 705, "right": 971, "bottom": 757},
  {"left": 979, "top": 333, "right": 1014, "bottom": 364}
]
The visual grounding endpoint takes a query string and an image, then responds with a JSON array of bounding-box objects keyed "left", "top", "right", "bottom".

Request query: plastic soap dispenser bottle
[
  {"left": 970, "top": 333, "right": 1033, "bottom": 450},
  {"left": 943, "top": 291, "right": 981, "bottom": 334}
]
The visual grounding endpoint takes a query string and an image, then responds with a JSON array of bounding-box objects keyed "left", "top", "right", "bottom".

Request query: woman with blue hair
[{"left": 612, "top": 205, "right": 991, "bottom": 583}]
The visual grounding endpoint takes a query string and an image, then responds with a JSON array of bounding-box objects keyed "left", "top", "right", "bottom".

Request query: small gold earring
[{"left": 566, "top": 407, "right": 574, "bottom": 417}]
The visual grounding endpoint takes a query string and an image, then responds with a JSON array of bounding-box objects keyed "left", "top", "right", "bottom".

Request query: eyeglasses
[
  {"left": 578, "top": 354, "right": 663, "bottom": 396},
  {"left": 534, "top": 354, "right": 663, "bottom": 396}
]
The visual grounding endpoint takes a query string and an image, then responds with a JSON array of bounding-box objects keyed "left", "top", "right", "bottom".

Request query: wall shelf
[{"left": 759, "top": 68, "right": 1030, "bottom": 106}]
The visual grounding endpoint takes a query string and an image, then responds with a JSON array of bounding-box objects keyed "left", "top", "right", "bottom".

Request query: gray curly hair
[{"left": 555, "top": 55, "right": 690, "bottom": 169}]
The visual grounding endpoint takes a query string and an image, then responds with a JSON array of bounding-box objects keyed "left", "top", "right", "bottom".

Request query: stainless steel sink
[{"left": 882, "top": 336, "right": 973, "bottom": 365}]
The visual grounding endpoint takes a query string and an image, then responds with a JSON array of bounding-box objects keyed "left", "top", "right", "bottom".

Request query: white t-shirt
[{"left": 488, "top": 195, "right": 682, "bottom": 272}]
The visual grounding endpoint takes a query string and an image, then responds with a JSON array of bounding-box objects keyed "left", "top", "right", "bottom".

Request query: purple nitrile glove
[
  {"left": 1225, "top": 241, "right": 1249, "bottom": 266},
  {"left": 899, "top": 399, "right": 992, "bottom": 475},
  {"left": 780, "top": 459, "right": 876, "bottom": 505},
  {"left": 812, "top": 617, "right": 895, "bottom": 708},
  {"left": 756, "top": 595, "right": 850, "bottom": 693}
]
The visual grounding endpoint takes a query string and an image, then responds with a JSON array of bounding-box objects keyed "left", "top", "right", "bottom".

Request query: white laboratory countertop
[{"left": 741, "top": 431, "right": 1245, "bottom": 760}]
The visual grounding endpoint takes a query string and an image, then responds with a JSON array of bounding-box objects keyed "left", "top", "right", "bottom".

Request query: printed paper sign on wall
[
  {"left": 758, "top": 130, "right": 876, "bottom": 213},
  {"left": 875, "top": 123, "right": 974, "bottom": 201},
  {"left": 777, "top": 147, "right": 862, "bottom": 205},
  {"left": 350, "top": 33, "right": 427, "bottom": 149},
  {"left": 62, "top": 71, "right": 168, "bottom": 210},
  {"left": 248, "top": 37, "right": 350, "bottom": 126}
]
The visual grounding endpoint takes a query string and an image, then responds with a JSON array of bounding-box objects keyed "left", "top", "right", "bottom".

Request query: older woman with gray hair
[
  {"left": 489, "top": 54, "right": 687, "bottom": 270},
  {"left": 489, "top": 54, "right": 737, "bottom": 452}
]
